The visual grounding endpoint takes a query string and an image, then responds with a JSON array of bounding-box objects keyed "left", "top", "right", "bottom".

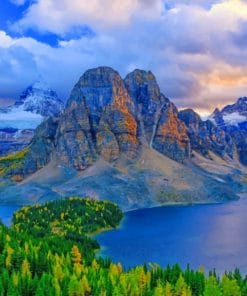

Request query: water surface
[
  {"left": 0, "top": 205, "right": 20, "bottom": 226},
  {"left": 96, "top": 196, "right": 247, "bottom": 274}
]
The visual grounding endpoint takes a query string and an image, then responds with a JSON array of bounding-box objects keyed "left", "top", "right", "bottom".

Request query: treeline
[{"left": 0, "top": 197, "right": 246, "bottom": 295}]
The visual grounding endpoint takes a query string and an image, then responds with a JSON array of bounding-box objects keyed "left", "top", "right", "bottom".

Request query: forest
[{"left": 0, "top": 197, "right": 246, "bottom": 295}]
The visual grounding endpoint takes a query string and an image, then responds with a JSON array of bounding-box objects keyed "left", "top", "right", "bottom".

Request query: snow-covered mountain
[
  {"left": 0, "top": 81, "right": 64, "bottom": 156},
  {"left": 209, "top": 97, "right": 247, "bottom": 129},
  {"left": 15, "top": 81, "right": 64, "bottom": 117}
]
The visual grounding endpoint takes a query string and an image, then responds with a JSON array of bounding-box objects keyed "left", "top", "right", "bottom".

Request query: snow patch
[{"left": 222, "top": 112, "right": 246, "bottom": 126}]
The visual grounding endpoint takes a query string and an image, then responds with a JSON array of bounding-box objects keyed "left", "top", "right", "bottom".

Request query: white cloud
[
  {"left": 0, "top": 31, "right": 15, "bottom": 48},
  {"left": 9, "top": 0, "right": 27, "bottom": 6},
  {"left": 13, "top": 0, "right": 164, "bottom": 35},
  {"left": 1, "top": 0, "right": 247, "bottom": 113}
]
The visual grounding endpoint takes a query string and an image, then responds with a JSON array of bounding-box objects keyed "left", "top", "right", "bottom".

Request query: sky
[{"left": 0, "top": 0, "right": 247, "bottom": 115}]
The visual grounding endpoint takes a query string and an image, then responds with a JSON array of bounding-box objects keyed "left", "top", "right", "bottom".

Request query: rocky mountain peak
[
  {"left": 56, "top": 67, "right": 139, "bottom": 170},
  {"left": 212, "top": 108, "right": 220, "bottom": 115},
  {"left": 16, "top": 80, "right": 64, "bottom": 117},
  {"left": 124, "top": 69, "right": 163, "bottom": 106},
  {"left": 67, "top": 67, "right": 134, "bottom": 113},
  {"left": 236, "top": 97, "right": 247, "bottom": 105},
  {"left": 124, "top": 69, "right": 190, "bottom": 162}
]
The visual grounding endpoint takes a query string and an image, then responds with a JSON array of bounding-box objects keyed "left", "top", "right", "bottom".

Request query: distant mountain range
[
  {"left": 0, "top": 81, "right": 64, "bottom": 156},
  {"left": 0, "top": 67, "right": 246, "bottom": 210},
  {"left": 209, "top": 97, "right": 247, "bottom": 129}
]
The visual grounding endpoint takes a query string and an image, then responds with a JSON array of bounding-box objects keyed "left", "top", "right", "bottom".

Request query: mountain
[
  {"left": 178, "top": 109, "right": 234, "bottom": 159},
  {"left": 15, "top": 81, "right": 64, "bottom": 117},
  {"left": 0, "top": 81, "right": 64, "bottom": 156},
  {"left": 208, "top": 97, "right": 247, "bottom": 165},
  {"left": 209, "top": 97, "right": 247, "bottom": 129},
  {"left": 0, "top": 67, "right": 246, "bottom": 210}
]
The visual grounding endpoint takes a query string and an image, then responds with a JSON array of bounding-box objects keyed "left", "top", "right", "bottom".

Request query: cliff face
[
  {"left": 178, "top": 109, "right": 234, "bottom": 158},
  {"left": 208, "top": 97, "right": 247, "bottom": 165},
  {"left": 124, "top": 69, "right": 190, "bottom": 162},
  {"left": 56, "top": 67, "right": 139, "bottom": 170}
]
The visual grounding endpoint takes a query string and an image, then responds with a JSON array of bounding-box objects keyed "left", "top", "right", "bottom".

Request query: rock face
[
  {"left": 56, "top": 67, "right": 139, "bottom": 169},
  {"left": 208, "top": 97, "right": 247, "bottom": 165},
  {"left": 178, "top": 109, "right": 233, "bottom": 158},
  {"left": 124, "top": 69, "right": 190, "bottom": 162},
  {"left": 209, "top": 97, "right": 247, "bottom": 129},
  {"left": 0, "top": 81, "right": 64, "bottom": 156}
]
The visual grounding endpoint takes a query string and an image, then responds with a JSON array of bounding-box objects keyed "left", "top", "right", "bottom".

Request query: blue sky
[{"left": 0, "top": 0, "right": 247, "bottom": 115}]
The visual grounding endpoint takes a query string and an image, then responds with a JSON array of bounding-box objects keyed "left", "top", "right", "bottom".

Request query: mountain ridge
[{"left": 0, "top": 66, "right": 246, "bottom": 210}]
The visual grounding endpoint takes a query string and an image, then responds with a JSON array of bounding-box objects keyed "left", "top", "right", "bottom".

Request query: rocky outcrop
[
  {"left": 209, "top": 97, "right": 247, "bottom": 129},
  {"left": 208, "top": 97, "right": 247, "bottom": 164},
  {"left": 179, "top": 109, "right": 234, "bottom": 158},
  {"left": 124, "top": 69, "right": 190, "bottom": 162},
  {"left": 56, "top": 67, "right": 139, "bottom": 169}
]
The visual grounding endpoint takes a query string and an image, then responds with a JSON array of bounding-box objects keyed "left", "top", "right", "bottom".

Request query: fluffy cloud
[
  {"left": 13, "top": 0, "right": 163, "bottom": 35},
  {"left": 1, "top": 0, "right": 247, "bottom": 115}
]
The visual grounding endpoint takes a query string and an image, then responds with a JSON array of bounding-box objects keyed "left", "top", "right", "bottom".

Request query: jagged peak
[
  {"left": 179, "top": 108, "right": 201, "bottom": 118},
  {"left": 237, "top": 97, "right": 247, "bottom": 105},
  {"left": 212, "top": 107, "right": 220, "bottom": 115}
]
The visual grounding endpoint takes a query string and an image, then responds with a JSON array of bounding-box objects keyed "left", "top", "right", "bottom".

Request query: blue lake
[
  {"left": 0, "top": 196, "right": 246, "bottom": 274},
  {"left": 96, "top": 195, "right": 247, "bottom": 274},
  {"left": 0, "top": 205, "right": 20, "bottom": 226}
]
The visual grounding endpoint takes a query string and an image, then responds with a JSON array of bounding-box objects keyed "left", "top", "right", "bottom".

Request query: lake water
[
  {"left": 0, "top": 205, "right": 19, "bottom": 226},
  {"left": 96, "top": 196, "right": 247, "bottom": 274},
  {"left": 1, "top": 197, "right": 246, "bottom": 274}
]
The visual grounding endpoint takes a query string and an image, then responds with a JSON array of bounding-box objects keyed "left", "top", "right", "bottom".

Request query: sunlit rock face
[
  {"left": 125, "top": 69, "right": 190, "bottom": 162},
  {"left": 56, "top": 67, "right": 139, "bottom": 169}
]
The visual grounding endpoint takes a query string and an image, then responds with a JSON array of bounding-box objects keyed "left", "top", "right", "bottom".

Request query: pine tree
[
  {"left": 68, "top": 274, "right": 84, "bottom": 296},
  {"left": 222, "top": 275, "right": 241, "bottom": 296},
  {"left": 204, "top": 276, "right": 222, "bottom": 296},
  {"left": 164, "top": 282, "right": 173, "bottom": 296}
]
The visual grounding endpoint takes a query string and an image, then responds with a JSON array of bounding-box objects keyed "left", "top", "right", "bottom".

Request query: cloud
[
  {"left": 1, "top": 0, "right": 247, "bottom": 114},
  {"left": 13, "top": 0, "right": 163, "bottom": 35},
  {"left": 0, "top": 31, "right": 15, "bottom": 48},
  {"left": 9, "top": 0, "right": 27, "bottom": 6}
]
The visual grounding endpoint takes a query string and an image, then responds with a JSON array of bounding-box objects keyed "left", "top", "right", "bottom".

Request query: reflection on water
[{"left": 96, "top": 196, "right": 247, "bottom": 274}]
